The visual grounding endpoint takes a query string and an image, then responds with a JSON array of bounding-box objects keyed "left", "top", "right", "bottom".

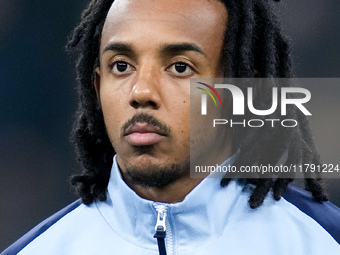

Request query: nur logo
[
  {"left": 197, "top": 82, "right": 312, "bottom": 117},
  {"left": 196, "top": 82, "right": 223, "bottom": 115}
]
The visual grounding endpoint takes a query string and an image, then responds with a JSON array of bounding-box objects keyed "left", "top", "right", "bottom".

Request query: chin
[{"left": 122, "top": 159, "right": 190, "bottom": 188}]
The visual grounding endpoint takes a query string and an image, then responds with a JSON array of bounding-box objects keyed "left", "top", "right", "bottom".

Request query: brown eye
[
  {"left": 116, "top": 62, "right": 128, "bottom": 72},
  {"left": 174, "top": 63, "right": 187, "bottom": 73},
  {"left": 167, "top": 62, "right": 195, "bottom": 77},
  {"left": 111, "top": 61, "right": 134, "bottom": 75}
]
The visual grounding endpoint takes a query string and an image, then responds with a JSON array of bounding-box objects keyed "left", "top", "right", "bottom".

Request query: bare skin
[{"left": 95, "top": 0, "right": 231, "bottom": 203}]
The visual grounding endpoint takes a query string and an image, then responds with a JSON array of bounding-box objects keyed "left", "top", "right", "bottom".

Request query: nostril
[
  {"left": 149, "top": 101, "right": 157, "bottom": 108},
  {"left": 130, "top": 100, "right": 158, "bottom": 109},
  {"left": 131, "top": 100, "right": 139, "bottom": 108}
]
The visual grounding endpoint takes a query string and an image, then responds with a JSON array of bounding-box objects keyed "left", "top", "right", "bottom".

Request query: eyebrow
[
  {"left": 160, "top": 43, "right": 206, "bottom": 56},
  {"left": 102, "top": 43, "right": 134, "bottom": 55},
  {"left": 101, "top": 42, "right": 206, "bottom": 56}
]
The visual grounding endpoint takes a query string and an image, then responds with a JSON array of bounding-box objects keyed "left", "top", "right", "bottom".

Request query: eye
[
  {"left": 167, "top": 62, "right": 195, "bottom": 77},
  {"left": 174, "top": 63, "right": 187, "bottom": 73},
  {"left": 111, "top": 61, "right": 134, "bottom": 75}
]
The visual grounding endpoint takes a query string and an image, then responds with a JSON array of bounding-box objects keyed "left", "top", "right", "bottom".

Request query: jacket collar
[{"left": 96, "top": 155, "right": 247, "bottom": 250}]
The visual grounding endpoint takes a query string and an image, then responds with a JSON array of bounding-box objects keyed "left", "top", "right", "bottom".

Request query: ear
[{"left": 94, "top": 67, "right": 101, "bottom": 101}]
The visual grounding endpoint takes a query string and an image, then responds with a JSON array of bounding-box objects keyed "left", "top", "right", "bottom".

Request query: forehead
[{"left": 101, "top": 0, "right": 227, "bottom": 51}]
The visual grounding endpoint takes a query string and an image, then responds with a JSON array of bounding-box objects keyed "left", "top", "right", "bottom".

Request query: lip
[{"left": 124, "top": 123, "right": 166, "bottom": 146}]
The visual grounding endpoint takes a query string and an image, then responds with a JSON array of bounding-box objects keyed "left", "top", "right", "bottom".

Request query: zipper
[{"left": 153, "top": 203, "right": 174, "bottom": 255}]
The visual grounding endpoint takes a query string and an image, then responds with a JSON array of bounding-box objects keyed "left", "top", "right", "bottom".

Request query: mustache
[{"left": 122, "top": 113, "right": 171, "bottom": 136}]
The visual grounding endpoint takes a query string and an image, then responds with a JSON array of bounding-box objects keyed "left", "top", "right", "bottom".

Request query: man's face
[{"left": 96, "top": 0, "right": 227, "bottom": 184}]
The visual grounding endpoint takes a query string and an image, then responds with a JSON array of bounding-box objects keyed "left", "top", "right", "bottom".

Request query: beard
[
  {"left": 116, "top": 112, "right": 189, "bottom": 188},
  {"left": 123, "top": 163, "right": 187, "bottom": 188}
]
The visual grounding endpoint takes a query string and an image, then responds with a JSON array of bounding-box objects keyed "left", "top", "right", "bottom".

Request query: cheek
[
  {"left": 167, "top": 97, "right": 191, "bottom": 149},
  {"left": 100, "top": 91, "right": 126, "bottom": 139},
  {"left": 189, "top": 91, "right": 224, "bottom": 160},
  {"left": 178, "top": 101, "right": 190, "bottom": 143}
]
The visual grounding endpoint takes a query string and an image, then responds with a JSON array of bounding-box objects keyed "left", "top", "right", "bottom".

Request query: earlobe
[{"left": 94, "top": 67, "right": 101, "bottom": 101}]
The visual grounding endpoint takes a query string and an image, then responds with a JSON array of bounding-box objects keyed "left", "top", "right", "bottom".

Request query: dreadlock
[{"left": 66, "top": 0, "right": 328, "bottom": 208}]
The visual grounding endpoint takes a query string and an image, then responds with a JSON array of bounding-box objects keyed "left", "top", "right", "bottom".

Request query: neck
[
  {"left": 123, "top": 173, "right": 205, "bottom": 203},
  {"left": 118, "top": 147, "right": 233, "bottom": 203}
]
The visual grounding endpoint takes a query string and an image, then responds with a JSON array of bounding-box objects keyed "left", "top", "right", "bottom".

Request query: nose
[{"left": 129, "top": 64, "right": 162, "bottom": 110}]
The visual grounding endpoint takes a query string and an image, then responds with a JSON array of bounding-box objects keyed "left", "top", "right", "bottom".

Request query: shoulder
[
  {"left": 222, "top": 182, "right": 340, "bottom": 253},
  {"left": 283, "top": 185, "right": 340, "bottom": 244},
  {"left": 1, "top": 200, "right": 83, "bottom": 255}
]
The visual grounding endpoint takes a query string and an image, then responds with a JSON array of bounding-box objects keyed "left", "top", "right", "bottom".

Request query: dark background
[{"left": 1, "top": 0, "right": 340, "bottom": 251}]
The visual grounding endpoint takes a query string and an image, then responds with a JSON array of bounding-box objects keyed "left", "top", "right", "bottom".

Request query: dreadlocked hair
[{"left": 66, "top": 0, "right": 328, "bottom": 208}]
